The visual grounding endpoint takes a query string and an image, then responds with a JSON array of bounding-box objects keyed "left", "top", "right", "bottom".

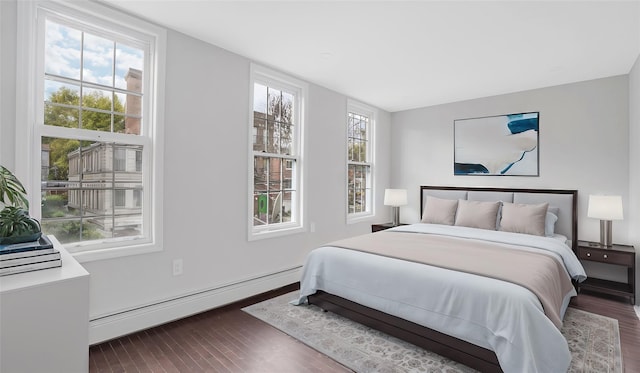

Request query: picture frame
[{"left": 454, "top": 112, "right": 539, "bottom": 176}]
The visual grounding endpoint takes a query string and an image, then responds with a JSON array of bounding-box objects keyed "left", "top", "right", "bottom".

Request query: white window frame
[
  {"left": 346, "top": 100, "right": 375, "bottom": 223},
  {"left": 248, "top": 64, "right": 307, "bottom": 241},
  {"left": 16, "top": 0, "right": 166, "bottom": 262}
]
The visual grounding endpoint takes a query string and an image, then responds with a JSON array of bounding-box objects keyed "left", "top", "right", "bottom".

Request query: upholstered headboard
[{"left": 420, "top": 186, "right": 578, "bottom": 252}]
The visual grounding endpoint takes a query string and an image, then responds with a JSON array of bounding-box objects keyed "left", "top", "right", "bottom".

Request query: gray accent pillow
[
  {"left": 421, "top": 196, "right": 458, "bottom": 225},
  {"left": 500, "top": 202, "right": 549, "bottom": 236},
  {"left": 454, "top": 200, "right": 501, "bottom": 230},
  {"left": 545, "top": 212, "right": 558, "bottom": 236}
]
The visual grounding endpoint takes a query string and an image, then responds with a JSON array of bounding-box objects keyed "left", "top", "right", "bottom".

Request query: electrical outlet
[
  {"left": 172, "top": 259, "right": 183, "bottom": 276},
  {"left": 310, "top": 222, "right": 316, "bottom": 232}
]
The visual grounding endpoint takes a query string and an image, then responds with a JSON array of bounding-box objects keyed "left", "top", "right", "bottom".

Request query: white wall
[
  {"left": 0, "top": 0, "right": 17, "bottom": 167},
  {"left": 629, "top": 54, "right": 639, "bottom": 304},
  {"left": 391, "top": 76, "right": 630, "bottom": 238},
  {"left": 0, "top": 1, "right": 392, "bottom": 341},
  {"left": 391, "top": 76, "right": 633, "bottom": 289}
]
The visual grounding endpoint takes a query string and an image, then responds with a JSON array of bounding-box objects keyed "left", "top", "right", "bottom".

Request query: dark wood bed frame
[{"left": 308, "top": 186, "right": 578, "bottom": 373}]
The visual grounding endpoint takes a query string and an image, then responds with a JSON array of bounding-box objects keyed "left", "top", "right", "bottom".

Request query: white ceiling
[{"left": 102, "top": 1, "right": 640, "bottom": 112}]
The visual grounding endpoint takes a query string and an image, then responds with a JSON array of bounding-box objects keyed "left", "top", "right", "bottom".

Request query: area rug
[{"left": 242, "top": 292, "right": 622, "bottom": 373}]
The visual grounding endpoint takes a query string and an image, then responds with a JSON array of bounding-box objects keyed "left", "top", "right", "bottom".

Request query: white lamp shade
[
  {"left": 384, "top": 189, "right": 408, "bottom": 207},
  {"left": 587, "top": 195, "right": 624, "bottom": 220}
]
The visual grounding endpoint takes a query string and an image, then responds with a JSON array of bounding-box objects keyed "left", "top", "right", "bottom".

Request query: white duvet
[{"left": 294, "top": 223, "right": 587, "bottom": 373}]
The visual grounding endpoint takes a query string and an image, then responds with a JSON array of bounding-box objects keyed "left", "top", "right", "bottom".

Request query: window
[
  {"left": 133, "top": 189, "right": 142, "bottom": 208},
  {"left": 114, "top": 189, "right": 126, "bottom": 207},
  {"left": 114, "top": 148, "right": 126, "bottom": 172},
  {"left": 18, "top": 1, "right": 166, "bottom": 260},
  {"left": 249, "top": 65, "right": 306, "bottom": 240},
  {"left": 135, "top": 150, "right": 143, "bottom": 172},
  {"left": 347, "top": 101, "right": 375, "bottom": 221}
]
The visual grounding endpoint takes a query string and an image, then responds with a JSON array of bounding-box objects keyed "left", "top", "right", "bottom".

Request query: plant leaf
[{"left": 0, "top": 166, "right": 29, "bottom": 209}]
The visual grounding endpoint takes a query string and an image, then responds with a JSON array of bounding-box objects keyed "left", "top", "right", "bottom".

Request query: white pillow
[
  {"left": 499, "top": 202, "right": 549, "bottom": 236},
  {"left": 454, "top": 200, "right": 501, "bottom": 230},
  {"left": 421, "top": 196, "right": 458, "bottom": 225},
  {"left": 545, "top": 212, "right": 558, "bottom": 237}
]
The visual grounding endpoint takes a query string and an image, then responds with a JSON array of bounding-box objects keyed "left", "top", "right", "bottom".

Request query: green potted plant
[{"left": 0, "top": 165, "right": 41, "bottom": 244}]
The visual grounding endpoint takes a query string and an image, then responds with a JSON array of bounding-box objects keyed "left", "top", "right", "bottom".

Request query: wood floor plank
[
  {"left": 139, "top": 329, "right": 183, "bottom": 373},
  {"left": 161, "top": 320, "right": 216, "bottom": 371},
  {"left": 187, "top": 327, "right": 234, "bottom": 372},
  {"left": 148, "top": 326, "right": 198, "bottom": 372},
  {"left": 90, "top": 283, "right": 639, "bottom": 373},
  {"left": 127, "top": 333, "right": 168, "bottom": 373},
  {"left": 89, "top": 344, "right": 109, "bottom": 372},
  {"left": 110, "top": 338, "right": 140, "bottom": 373},
  {"left": 118, "top": 336, "right": 149, "bottom": 372},
  {"left": 191, "top": 322, "right": 248, "bottom": 371},
  {"left": 101, "top": 342, "right": 125, "bottom": 373}
]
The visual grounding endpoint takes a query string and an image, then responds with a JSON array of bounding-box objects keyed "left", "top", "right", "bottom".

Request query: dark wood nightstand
[
  {"left": 371, "top": 223, "right": 407, "bottom": 232},
  {"left": 576, "top": 240, "right": 635, "bottom": 304}
]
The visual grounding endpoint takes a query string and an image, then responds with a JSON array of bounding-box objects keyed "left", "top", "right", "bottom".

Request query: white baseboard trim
[
  {"left": 89, "top": 266, "right": 301, "bottom": 345},
  {"left": 635, "top": 305, "right": 640, "bottom": 320}
]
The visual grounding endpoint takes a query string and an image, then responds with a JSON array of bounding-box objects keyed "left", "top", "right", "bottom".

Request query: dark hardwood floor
[
  {"left": 90, "top": 284, "right": 640, "bottom": 373},
  {"left": 90, "top": 284, "right": 349, "bottom": 373}
]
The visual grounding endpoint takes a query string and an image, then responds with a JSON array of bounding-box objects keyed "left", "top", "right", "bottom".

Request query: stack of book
[{"left": 0, "top": 235, "right": 61, "bottom": 276}]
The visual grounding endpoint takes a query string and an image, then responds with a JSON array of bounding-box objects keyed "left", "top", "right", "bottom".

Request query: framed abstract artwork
[{"left": 454, "top": 112, "right": 539, "bottom": 176}]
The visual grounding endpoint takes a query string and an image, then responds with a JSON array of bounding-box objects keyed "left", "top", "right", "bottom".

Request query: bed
[{"left": 294, "top": 186, "right": 586, "bottom": 373}]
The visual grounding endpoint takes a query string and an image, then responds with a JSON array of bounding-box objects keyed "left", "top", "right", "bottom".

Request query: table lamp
[
  {"left": 587, "top": 195, "right": 623, "bottom": 247},
  {"left": 384, "top": 189, "right": 407, "bottom": 226}
]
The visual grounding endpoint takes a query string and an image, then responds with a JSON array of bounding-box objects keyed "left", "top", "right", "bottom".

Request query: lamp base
[
  {"left": 391, "top": 206, "right": 400, "bottom": 226},
  {"left": 599, "top": 220, "right": 613, "bottom": 247}
]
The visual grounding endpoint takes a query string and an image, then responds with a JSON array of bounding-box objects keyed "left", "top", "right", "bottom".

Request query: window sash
[
  {"left": 347, "top": 112, "right": 370, "bottom": 163},
  {"left": 41, "top": 15, "right": 147, "bottom": 136},
  {"left": 40, "top": 136, "right": 146, "bottom": 246},
  {"left": 347, "top": 163, "right": 372, "bottom": 215},
  {"left": 253, "top": 154, "right": 297, "bottom": 227}
]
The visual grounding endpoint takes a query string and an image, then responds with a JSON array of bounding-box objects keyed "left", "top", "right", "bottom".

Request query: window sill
[
  {"left": 248, "top": 225, "right": 306, "bottom": 241},
  {"left": 70, "top": 241, "right": 162, "bottom": 263},
  {"left": 347, "top": 213, "right": 375, "bottom": 225}
]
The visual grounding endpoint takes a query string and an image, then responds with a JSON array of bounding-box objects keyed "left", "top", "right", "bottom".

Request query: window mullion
[
  {"left": 111, "top": 39, "right": 116, "bottom": 133},
  {"left": 39, "top": 125, "right": 148, "bottom": 146},
  {"left": 45, "top": 74, "right": 143, "bottom": 98},
  {"left": 79, "top": 30, "right": 84, "bottom": 130}
]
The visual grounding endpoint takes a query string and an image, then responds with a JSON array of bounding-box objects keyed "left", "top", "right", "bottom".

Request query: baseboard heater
[{"left": 89, "top": 265, "right": 302, "bottom": 344}]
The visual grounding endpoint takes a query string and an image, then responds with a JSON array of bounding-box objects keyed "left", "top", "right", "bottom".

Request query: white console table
[{"left": 1, "top": 236, "right": 90, "bottom": 373}]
